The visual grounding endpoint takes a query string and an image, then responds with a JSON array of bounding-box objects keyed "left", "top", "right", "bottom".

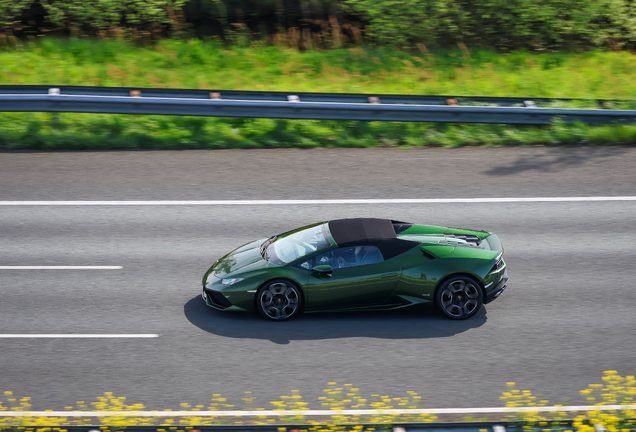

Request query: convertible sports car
[{"left": 202, "top": 218, "right": 508, "bottom": 321}]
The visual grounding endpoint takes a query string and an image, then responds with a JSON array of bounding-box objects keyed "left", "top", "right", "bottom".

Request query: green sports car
[{"left": 202, "top": 218, "right": 508, "bottom": 321}]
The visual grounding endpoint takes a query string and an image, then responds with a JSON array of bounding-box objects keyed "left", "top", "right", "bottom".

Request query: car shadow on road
[{"left": 183, "top": 296, "right": 487, "bottom": 344}]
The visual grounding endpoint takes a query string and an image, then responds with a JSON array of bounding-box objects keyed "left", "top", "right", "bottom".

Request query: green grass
[{"left": 2, "top": 38, "right": 636, "bottom": 150}]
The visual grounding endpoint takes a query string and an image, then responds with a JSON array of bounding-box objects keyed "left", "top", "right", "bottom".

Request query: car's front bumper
[
  {"left": 202, "top": 287, "right": 251, "bottom": 312},
  {"left": 201, "top": 280, "right": 253, "bottom": 312},
  {"left": 202, "top": 286, "right": 232, "bottom": 309},
  {"left": 484, "top": 269, "right": 509, "bottom": 304}
]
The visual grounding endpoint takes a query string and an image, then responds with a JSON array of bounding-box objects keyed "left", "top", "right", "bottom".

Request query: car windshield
[{"left": 264, "top": 223, "right": 334, "bottom": 265}]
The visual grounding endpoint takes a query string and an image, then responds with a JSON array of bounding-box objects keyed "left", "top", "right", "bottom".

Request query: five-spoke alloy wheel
[
  {"left": 436, "top": 276, "right": 483, "bottom": 320},
  {"left": 256, "top": 279, "right": 303, "bottom": 321}
]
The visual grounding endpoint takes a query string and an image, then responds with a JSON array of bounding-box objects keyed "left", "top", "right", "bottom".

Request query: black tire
[
  {"left": 435, "top": 275, "right": 483, "bottom": 320},
  {"left": 256, "top": 279, "right": 303, "bottom": 321}
]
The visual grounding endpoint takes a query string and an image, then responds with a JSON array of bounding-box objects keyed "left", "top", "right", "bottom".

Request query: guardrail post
[{"left": 48, "top": 88, "right": 61, "bottom": 127}]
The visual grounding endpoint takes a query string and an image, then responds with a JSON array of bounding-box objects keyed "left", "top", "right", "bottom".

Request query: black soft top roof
[
  {"left": 328, "top": 218, "right": 397, "bottom": 244},
  {"left": 327, "top": 218, "right": 418, "bottom": 260}
]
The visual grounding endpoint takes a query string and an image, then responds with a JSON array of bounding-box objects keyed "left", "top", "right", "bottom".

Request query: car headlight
[
  {"left": 490, "top": 255, "right": 504, "bottom": 273},
  {"left": 222, "top": 278, "right": 245, "bottom": 286}
]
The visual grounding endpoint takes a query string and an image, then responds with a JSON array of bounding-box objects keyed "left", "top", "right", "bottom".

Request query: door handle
[{"left": 381, "top": 273, "right": 398, "bottom": 278}]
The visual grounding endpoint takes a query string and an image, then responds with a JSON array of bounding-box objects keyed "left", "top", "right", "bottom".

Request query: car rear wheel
[
  {"left": 256, "top": 280, "right": 303, "bottom": 321},
  {"left": 436, "top": 276, "right": 483, "bottom": 320}
]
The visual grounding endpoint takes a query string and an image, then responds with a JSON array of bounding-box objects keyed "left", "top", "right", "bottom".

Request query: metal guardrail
[
  {"left": 0, "top": 85, "right": 625, "bottom": 106},
  {"left": 1, "top": 85, "right": 636, "bottom": 125}
]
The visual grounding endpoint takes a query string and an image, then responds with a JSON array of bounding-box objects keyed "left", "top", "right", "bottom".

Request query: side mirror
[{"left": 312, "top": 264, "right": 333, "bottom": 276}]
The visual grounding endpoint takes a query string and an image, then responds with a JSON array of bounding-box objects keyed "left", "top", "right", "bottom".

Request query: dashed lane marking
[
  {"left": 0, "top": 334, "right": 157, "bottom": 338},
  {"left": 0, "top": 266, "right": 122, "bottom": 270}
]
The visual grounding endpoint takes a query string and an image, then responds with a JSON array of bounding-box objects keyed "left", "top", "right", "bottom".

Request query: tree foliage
[
  {"left": 1, "top": 0, "right": 187, "bottom": 34},
  {"left": 2, "top": 0, "right": 636, "bottom": 49},
  {"left": 345, "top": 0, "right": 636, "bottom": 49},
  {"left": 43, "top": 0, "right": 186, "bottom": 32},
  {"left": 0, "top": 0, "right": 33, "bottom": 25}
]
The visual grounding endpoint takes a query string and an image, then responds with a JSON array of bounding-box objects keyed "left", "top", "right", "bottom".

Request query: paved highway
[{"left": 1, "top": 147, "right": 635, "bottom": 412}]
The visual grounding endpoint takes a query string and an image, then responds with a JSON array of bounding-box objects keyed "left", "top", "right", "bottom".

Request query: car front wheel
[
  {"left": 436, "top": 276, "right": 483, "bottom": 320},
  {"left": 256, "top": 279, "right": 303, "bottom": 321}
]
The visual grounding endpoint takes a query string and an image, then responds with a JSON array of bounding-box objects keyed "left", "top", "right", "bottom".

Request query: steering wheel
[{"left": 318, "top": 251, "right": 336, "bottom": 267}]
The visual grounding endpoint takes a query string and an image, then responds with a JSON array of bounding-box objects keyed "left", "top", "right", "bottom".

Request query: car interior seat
[{"left": 361, "top": 248, "right": 383, "bottom": 265}]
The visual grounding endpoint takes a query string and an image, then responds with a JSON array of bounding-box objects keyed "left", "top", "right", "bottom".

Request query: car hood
[{"left": 210, "top": 238, "right": 276, "bottom": 278}]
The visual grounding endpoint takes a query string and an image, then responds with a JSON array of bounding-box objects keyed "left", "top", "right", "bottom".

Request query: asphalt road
[{"left": 1, "top": 147, "right": 635, "bottom": 412}]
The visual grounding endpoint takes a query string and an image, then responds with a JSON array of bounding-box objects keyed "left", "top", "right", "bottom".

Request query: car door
[{"left": 302, "top": 245, "right": 401, "bottom": 310}]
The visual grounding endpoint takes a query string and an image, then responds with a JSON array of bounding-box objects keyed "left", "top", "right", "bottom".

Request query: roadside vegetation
[
  {"left": 3, "top": 0, "right": 636, "bottom": 150},
  {"left": 1, "top": 371, "right": 635, "bottom": 430},
  {"left": 4, "top": 0, "right": 636, "bottom": 51},
  {"left": 2, "top": 39, "right": 636, "bottom": 150},
  {"left": 5, "top": 39, "right": 636, "bottom": 97}
]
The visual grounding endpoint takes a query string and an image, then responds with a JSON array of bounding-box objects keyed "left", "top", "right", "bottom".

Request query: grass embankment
[
  {"left": 1, "top": 372, "right": 635, "bottom": 430},
  {"left": 3, "top": 39, "right": 636, "bottom": 150}
]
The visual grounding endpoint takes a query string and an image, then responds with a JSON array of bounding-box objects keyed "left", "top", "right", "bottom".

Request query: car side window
[
  {"left": 315, "top": 245, "right": 384, "bottom": 269},
  {"left": 294, "top": 257, "right": 314, "bottom": 270}
]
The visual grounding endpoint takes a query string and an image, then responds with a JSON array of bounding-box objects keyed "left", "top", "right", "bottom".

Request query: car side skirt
[{"left": 303, "top": 294, "right": 430, "bottom": 313}]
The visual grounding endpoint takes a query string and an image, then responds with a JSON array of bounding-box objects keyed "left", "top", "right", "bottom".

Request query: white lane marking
[
  {"left": 0, "top": 334, "right": 158, "bottom": 338},
  {"left": 0, "top": 266, "right": 122, "bottom": 270},
  {"left": 1, "top": 404, "right": 635, "bottom": 416},
  {"left": 1, "top": 197, "right": 636, "bottom": 205}
]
